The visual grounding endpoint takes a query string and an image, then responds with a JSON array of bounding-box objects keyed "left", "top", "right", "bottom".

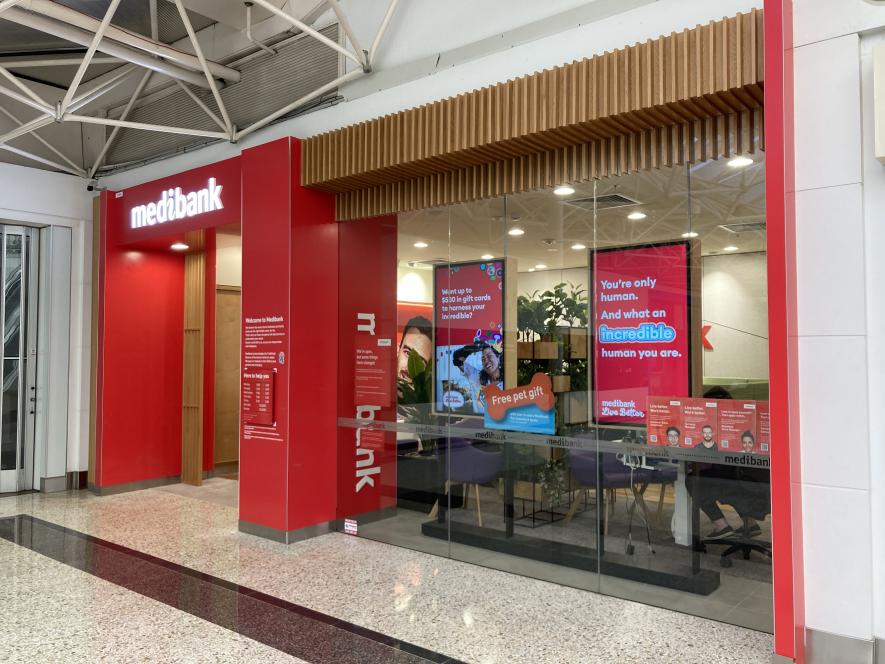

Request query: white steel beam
[
  {"left": 0, "top": 114, "right": 54, "bottom": 147},
  {"left": 0, "top": 66, "right": 50, "bottom": 110},
  {"left": 173, "top": 80, "right": 226, "bottom": 132},
  {"left": 369, "top": 0, "right": 400, "bottom": 67},
  {"left": 60, "top": 0, "right": 124, "bottom": 117},
  {"left": 327, "top": 0, "right": 367, "bottom": 69},
  {"left": 173, "top": 0, "right": 232, "bottom": 137},
  {"left": 15, "top": 0, "right": 240, "bottom": 83},
  {"left": 0, "top": 0, "right": 23, "bottom": 15},
  {"left": 66, "top": 114, "right": 228, "bottom": 140},
  {"left": 0, "top": 143, "right": 85, "bottom": 176},
  {"left": 3, "top": 9, "right": 214, "bottom": 89},
  {"left": 0, "top": 104, "right": 81, "bottom": 173},
  {"left": 249, "top": 0, "right": 364, "bottom": 69},
  {"left": 0, "top": 83, "right": 54, "bottom": 116},
  {"left": 237, "top": 68, "right": 363, "bottom": 141},
  {"left": 0, "top": 56, "right": 122, "bottom": 69},
  {"left": 89, "top": 70, "right": 153, "bottom": 178},
  {"left": 67, "top": 65, "right": 136, "bottom": 113}
]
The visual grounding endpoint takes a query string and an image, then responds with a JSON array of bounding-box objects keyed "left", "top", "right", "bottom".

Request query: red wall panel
[
  {"left": 287, "top": 139, "right": 340, "bottom": 531},
  {"left": 337, "top": 215, "right": 398, "bottom": 519},
  {"left": 764, "top": 0, "right": 802, "bottom": 661},
  {"left": 239, "top": 139, "right": 292, "bottom": 531},
  {"left": 203, "top": 231, "right": 217, "bottom": 472},
  {"left": 96, "top": 191, "right": 185, "bottom": 486}
]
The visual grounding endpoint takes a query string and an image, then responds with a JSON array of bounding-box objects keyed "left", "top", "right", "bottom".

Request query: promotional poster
[
  {"left": 646, "top": 397, "right": 769, "bottom": 455},
  {"left": 717, "top": 400, "right": 757, "bottom": 452},
  {"left": 756, "top": 402, "right": 771, "bottom": 455},
  {"left": 483, "top": 372, "right": 556, "bottom": 435},
  {"left": 592, "top": 242, "right": 692, "bottom": 424},
  {"left": 647, "top": 397, "right": 684, "bottom": 447},
  {"left": 681, "top": 398, "right": 720, "bottom": 450},
  {"left": 434, "top": 261, "right": 505, "bottom": 415}
]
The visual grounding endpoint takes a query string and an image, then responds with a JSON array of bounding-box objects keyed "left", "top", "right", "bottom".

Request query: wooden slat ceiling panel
[
  {"left": 334, "top": 107, "right": 763, "bottom": 221},
  {"left": 302, "top": 10, "right": 765, "bottom": 220}
]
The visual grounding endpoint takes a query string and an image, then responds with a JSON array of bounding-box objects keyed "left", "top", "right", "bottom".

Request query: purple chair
[
  {"left": 433, "top": 436, "right": 503, "bottom": 527},
  {"left": 564, "top": 449, "right": 677, "bottom": 551}
]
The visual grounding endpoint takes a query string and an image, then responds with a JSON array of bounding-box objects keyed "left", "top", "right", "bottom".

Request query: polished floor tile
[{"left": 0, "top": 485, "right": 775, "bottom": 663}]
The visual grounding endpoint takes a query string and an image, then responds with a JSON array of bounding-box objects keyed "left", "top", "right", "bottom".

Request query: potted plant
[
  {"left": 517, "top": 291, "right": 546, "bottom": 358},
  {"left": 396, "top": 349, "right": 450, "bottom": 512}
]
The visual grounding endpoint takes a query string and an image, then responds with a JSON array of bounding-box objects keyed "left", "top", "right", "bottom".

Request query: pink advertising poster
[
  {"left": 647, "top": 397, "right": 684, "bottom": 447},
  {"left": 592, "top": 242, "right": 692, "bottom": 425},
  {"left": 681, "top": 398, "right": 719, "bottom": 450},
  {"left": 719, "top": 400, "right": 757, "bottom": 452},
  {"left": 756, "top": 401, "right": 770, "bottom": 455},
  {"left": 434, "top": 261, "right": 505, "bottom": 415}
]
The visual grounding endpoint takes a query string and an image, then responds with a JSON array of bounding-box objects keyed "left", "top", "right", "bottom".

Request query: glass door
[{"left": 0, "top": 226, "right": 37, "bottom": 494}]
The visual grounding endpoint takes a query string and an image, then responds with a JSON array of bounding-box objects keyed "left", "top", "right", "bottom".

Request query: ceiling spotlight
[
  {"left": 723, "top": 245, "right": 739, "bottom": 252},
  {"left": 528, "top": 268, "right": 536, "bottom": 272},
  {"left": 627, "top": 212, "right": 647, "bottom": 221},
  {"left": 553, "top": 185, "right": 575, "bottom": 196},
  {"left": 534, "top": 264, "right": 547, "bottom": 270},
  {"left": 508, "top": 228, "right": 525, "bottom": 236},
  {"left": 571, "top": 243, "right": 587, "bottom": 250},
  {"left": 170, "top": 242, "right": 189, "bottom": 251},
  {"left": 481, "top": 254, "right": 494, "bottom": 260},
  {"left": 727, "top": 156, "right": 753, "bottom": 168},
  {"left": 413, "top": 241, "right": 429, "bottom": 248},
  {"left": 681, "top": 231, "right": 699, "bottom": 239}
]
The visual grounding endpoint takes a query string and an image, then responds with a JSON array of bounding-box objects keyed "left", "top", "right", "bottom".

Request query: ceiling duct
[
  {"left": 564, "top": 193, "right": 640, "bottom": 212},
  {"left": 718, "top": 220, "right": 766, "bottom": 234}
]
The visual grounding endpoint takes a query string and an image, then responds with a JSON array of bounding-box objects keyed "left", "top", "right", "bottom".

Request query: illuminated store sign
[{"left": 129, "top": 177, "right": 224, "bottom": 229}]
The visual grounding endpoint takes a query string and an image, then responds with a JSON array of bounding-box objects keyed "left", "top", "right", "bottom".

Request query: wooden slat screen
[
  {"left": 181, "top": 231, "right": 205, "bottom": 486},
  {"left": 302, "top": 10, "right": 765, "bottom": 220}
]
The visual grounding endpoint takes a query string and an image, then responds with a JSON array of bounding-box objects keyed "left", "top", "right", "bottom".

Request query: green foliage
[
  {"left": 397, "top": 349, "right": 438, "bottom": 451},
  {"left": 517, "top": 290, "right": 547, "bottom": 341}
]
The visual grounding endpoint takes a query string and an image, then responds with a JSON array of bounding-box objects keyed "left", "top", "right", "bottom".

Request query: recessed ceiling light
[
  {"left": 571, "top": 243, "right": 587, "bottom": 251},
  {"left": 508, "top": 228, "right": 525, "bottom": 236},
  {"left": 170, "top": 242, "right": 189, "bottom": 251},
  {"left": 627, "top": 212, "right": 647, "bottom": 221},
  {"left": 413, "top": 241, "right": 429, "bottom": 248},
  {"left": 727, "top": 156, "right": 753, "bottom": 168},
  {"left": 528, "top": 268, "right": 536, "bottom": 272},
  {"left": 534, "top": 264, "right": 547, "bottom": 269},
  {"left": 553, "top": 185, "right": 575, "bottom": 196},
  {"left": 481, "top": 254, "right": 494, "bottom": 260},
  {"left": 723, "top": 245, "right": 739, "bottom": 252},
  {"left": 681, "top": 231, "right": 699, "bottom": 239}
]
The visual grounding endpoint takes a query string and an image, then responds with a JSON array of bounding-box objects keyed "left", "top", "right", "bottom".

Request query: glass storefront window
[{"left": 339, "top": 154, "right": 771, "bottom": 632}]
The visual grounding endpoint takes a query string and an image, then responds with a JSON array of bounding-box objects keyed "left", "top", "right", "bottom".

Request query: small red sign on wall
[{"left": 242, "top": 371, "right": 274, "bottom": 425}]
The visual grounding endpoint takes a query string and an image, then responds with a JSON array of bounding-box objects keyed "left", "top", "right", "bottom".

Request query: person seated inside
[{"left": 692, "top": 386, "right": 771, "bottom": 540}]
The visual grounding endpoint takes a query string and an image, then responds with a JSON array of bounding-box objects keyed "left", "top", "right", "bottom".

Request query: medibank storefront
[{"left": 91, "top": 6, "right": 801, "bottom": 661}]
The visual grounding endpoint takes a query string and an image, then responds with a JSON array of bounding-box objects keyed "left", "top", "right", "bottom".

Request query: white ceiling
[{"left": 398, "top": 155, "right": 767, "bottom": 274}]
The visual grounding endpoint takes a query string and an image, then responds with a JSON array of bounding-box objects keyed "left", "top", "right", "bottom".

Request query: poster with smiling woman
[{"left": 434, "top": 261, "right": 507, "bottom": 415}]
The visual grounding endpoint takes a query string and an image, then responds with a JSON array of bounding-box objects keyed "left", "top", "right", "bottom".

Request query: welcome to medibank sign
[{"left": 129, "top": 178, "right": 224, "bottom": 229}]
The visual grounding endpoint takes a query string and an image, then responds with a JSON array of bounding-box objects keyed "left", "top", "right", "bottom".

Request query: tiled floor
[{"left": 0, "top": 483, "right": 774, "bottom": 663}]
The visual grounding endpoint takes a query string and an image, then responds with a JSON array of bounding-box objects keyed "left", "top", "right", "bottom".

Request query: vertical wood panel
[{"left": 181, "top": 232, "right": 205, "bottom": 486}]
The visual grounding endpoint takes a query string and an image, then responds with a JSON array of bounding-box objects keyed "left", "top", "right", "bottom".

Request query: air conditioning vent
[
  {"left": 565, "top": 194, "right": 640, "bottom": 211},
  {"left": 719, "top": 221, "right": 766, "bottom": 234}
]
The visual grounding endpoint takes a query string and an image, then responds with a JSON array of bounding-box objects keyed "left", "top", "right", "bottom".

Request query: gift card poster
[
  {"left": 592, "top": 242, "right": 692, "bottom": 424},
  {"left": 434, "top": 261, "right": 505, "bottom": 415}
]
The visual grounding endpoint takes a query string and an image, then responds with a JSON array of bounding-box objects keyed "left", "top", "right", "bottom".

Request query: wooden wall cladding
[
  {"left": 181, "top": 231, "right": 205, "bottom": 486},
  {"left": 303, "top": 9, "right": 764, "bottom": 214},
  {"left": 335, "top": 108, "right": 763, "bottom": 221}
]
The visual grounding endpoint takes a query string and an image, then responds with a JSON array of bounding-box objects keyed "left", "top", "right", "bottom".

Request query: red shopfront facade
[
  {"left": 93, "top": 137, "right": 397, "bottom": 539},
  {"left": 92, "top": 1, "right": 802, "bottom": 659}
]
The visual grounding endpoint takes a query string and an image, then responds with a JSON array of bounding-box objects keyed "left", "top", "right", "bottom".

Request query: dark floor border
[{"left": 0, "top": 515, "right": 464, "bottom": 664}]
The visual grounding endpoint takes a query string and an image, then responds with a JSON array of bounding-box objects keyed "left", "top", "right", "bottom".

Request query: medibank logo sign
[{"left": 129, "top": 178, "right": 223, "bottom": 229}]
